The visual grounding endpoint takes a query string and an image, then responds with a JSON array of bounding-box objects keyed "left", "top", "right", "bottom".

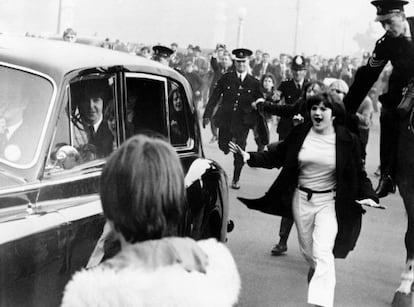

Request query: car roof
[{"left": 0, "top": 35, "right": 186, "bottom": 84}]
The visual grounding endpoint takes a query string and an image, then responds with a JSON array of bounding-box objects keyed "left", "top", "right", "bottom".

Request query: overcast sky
[{"left": 2, "top": 0, "right": 414, "bottom": 57}]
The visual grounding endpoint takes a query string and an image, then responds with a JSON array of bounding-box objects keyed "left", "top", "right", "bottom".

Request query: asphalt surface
[{"left": 201, "top": 113, "right": 407, "bottom": 307}]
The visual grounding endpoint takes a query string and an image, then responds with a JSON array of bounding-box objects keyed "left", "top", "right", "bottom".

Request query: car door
[{"left": 32, "top": 72, "right": 119, "bottom": 306}]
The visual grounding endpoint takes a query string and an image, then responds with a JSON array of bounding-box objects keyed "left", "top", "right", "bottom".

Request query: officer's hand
[
  {"left": 229, "top": 141, "right": 250, "bottom": 163},
  {"left": 356, "top": 199, "right": 386, "bottom": 210},
  {"left": 202, "top": 118, "right": 210, "bottom": 128}
]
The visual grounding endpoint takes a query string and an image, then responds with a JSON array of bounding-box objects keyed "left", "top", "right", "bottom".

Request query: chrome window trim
[{"left": 0, "top": 62, "right": 57, "bottom": 169}]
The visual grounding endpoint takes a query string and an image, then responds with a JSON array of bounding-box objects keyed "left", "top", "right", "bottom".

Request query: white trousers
[{"left": 292, "top": 188, "right": 338, "bottom": 307}]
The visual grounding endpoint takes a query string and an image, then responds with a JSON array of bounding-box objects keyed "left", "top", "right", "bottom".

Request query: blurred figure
[
  {"left": 61, "top": 134, "right": 240, "bottom": 307},
  {"left": 152, "top": 45, "right": 174, "bottom": 66},
  {"left": 252, "top": 52, "right": 276, "bottom": 80},
  {"left": 169, "top": 42, "right": 183, "bottom": 71},
  {"left": 183, "top": 44, "right": 195, "bottom": 66},
  {"left": 208, "top": 50, "right": 235, "bottom": 143},
  {"left": 193, "top": 46, "right": 209, "bottom": 106},
  {"left": 62, "top": 28, "right": 77, "bottom": 43},
  {"left": 249, "top": 49, "right": 263, "bottom": 69},
  {"left": 182, "top": 60, "right": 203, "bottom": 117},
  {"left": 273, "top": 53, "right": 292, "bottom": 87},
  {"left": 138, "top": 46, "right": 152, "bottom": 59}
]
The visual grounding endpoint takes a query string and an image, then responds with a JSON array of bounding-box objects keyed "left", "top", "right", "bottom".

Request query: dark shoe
[
  {"left": 271, "top": 243, "right": 287, "bottom": 256},
  {"left": 375, "top": 175, "right": 396, "bottom": 198},
  {"left": 231, "top": 181, "right": 240, "bottom": 190}
]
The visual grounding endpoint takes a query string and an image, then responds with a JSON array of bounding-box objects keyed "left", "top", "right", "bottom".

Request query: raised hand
[{"left": 229, "top": 141, "right": 250, "bottom": 162}]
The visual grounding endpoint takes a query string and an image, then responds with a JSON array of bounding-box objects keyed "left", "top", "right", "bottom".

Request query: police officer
[
  {"left": 276, "top": 55, "right": 309, "bottom": 141},
  {"left": 203, "top": 48, "right": 263, "bottom": 189},
  {"left": 344, "top": 0, "right": 414, "bottom": 198},
  {"left": 152, "top": 45, "right": 174, "bottom": 66}
]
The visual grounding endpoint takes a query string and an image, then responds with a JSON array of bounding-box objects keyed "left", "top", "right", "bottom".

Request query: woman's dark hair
[
  {"left": 100, "top": 134, "right": 186, "bottom": 243},
  {"left": 302, "top": 80, "right": 326, "bottom": 99},
  {"left": 306, "top": 91, "right": 346, "bottom": 125},
  {"left": 260, "top": 73, "right": 276, "bottom": 91}
]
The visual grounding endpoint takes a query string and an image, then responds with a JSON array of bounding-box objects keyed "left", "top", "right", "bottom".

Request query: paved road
[{"left": 201, "top": 114, "right": 407, "bottom": 307}]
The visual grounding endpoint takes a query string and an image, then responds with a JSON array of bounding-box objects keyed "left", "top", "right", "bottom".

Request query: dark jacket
[
  {"left": 238, "top": 123, "right": 378, "bottom": 258},
  {"left": 344, "top": 17, "right": 414, "bottom": 112},
  {"left": 276, "top": 79, "right": 308, "bottom": 139}
]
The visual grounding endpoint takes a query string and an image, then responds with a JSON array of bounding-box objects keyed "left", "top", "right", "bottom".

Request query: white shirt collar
[
  {"left": 92, "top": 116, "right": 103, "bottom": 132},
  {"left": 238, "top": 71, "right": 247, "bottom": 82}
]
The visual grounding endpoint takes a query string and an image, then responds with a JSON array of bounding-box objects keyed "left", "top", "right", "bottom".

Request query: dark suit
[
  {"left": 344, "top": 16, "right": 414, "bottom": 178},
  {"left": 239, "top": 123, "right": 378, "bottom": 258},
  {"left": 252, "top": 62, "right": 277, "bottom": 80},
  {"left": 204, "top": 71, "right": 262, "bottom": 182}
]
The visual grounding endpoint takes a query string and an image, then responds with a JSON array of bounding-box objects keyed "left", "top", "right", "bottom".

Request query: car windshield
[{"left": 0, "top": 65, "right": 54, "bottom": 167}]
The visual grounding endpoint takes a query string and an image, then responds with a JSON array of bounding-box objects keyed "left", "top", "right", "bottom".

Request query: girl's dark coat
[{"left": 238, "top": 122, "right": 378, "bottom": 258}]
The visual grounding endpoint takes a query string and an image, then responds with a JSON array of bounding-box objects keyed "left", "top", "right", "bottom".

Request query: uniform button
[
  {"left": 235, "top": 100, "right": 238, "bottom": 103},
  {"left": 237, "top": 93, "right": 240, "bottom": 96}
]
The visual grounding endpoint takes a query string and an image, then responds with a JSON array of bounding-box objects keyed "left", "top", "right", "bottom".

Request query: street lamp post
[
  {"left": 293, "top": 0, "right": 301, "bottom": 55},
  {"left": 237, "top": 7, "right": 247, "bottom": 47}
]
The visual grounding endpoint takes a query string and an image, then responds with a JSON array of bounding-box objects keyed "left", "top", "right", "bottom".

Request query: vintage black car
[{"left": 0, "top": 35, "right": 230, "bottom": 306}]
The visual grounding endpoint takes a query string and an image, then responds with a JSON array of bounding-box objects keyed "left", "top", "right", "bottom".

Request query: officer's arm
[
  {"left": 344, "top": 37, "right": 389, "bottom": 114},
  {"left": 203, "top": 76, "right": 223, "bottom": 120}
]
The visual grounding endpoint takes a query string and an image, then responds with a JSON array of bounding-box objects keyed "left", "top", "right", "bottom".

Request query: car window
[
  {"left": 46, "top": 74, "right": 117, "bottom": 171},
  {"left": 124, "top": 73, "right": 167, "bottom": 138},
  {"left": 168, "top": 80, "right": 193, "bottom": 148},
  {"left": 0, "top": 65, "right": 54, "bottom": 167}
]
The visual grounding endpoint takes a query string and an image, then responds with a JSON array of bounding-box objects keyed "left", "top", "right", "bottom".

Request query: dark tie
[
  {"left": 239, "top": 74, "right": 242, "bottom": 83},
  {"left": 88, "top": 125, "right": 95, "bottom": 141}
]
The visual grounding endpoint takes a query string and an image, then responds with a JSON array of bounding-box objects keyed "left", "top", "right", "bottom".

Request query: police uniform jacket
[
  {"left": 344, "top": 16, "right": 414, "bottom": 113},
  {"left": 204, "top": 71, "right": 262, "bottom": 131},
  {"left": 276, "top": 79, "right": 307, "bottom": 139},
  {"left": 238, "top": 122, "right": 378, "bottom": 258}
]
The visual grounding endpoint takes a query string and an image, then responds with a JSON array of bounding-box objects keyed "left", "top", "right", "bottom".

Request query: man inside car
[{"left": 72, "top": 79, "right": 114, "bottom": 160}]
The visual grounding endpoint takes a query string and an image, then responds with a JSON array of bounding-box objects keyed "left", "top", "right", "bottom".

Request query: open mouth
[{"left": 313, "top": 117, "right": 322, "bottom": 123}]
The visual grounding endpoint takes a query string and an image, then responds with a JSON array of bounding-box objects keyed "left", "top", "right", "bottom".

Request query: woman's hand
[
  {"left": 252, "top": 98, "right": 265, "bottom": 110},
  {"left": 356, "top": 199, "right": 386, "bottom": 209},
  {"left": 229, "top": 141, "right": 250, "bottom": 163}
]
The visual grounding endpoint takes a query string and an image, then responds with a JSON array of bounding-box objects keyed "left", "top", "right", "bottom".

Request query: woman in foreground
[
  {"left": 231, "top": 92, "right": 381, "bottom": 307},
  {"left": 61, "top": 134, "right": 240, "bottom": 307}
]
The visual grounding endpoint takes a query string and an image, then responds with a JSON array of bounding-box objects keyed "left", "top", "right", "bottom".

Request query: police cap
[
  {"left": 152, "top": 45, "right": 174, "bottom": 58},
  {"left": 232, "top": 48, "right": 253, "bottom": 61},
  {"left": 291, "top": 55, "right": 307, "bottom": 71},
  {"left": 371, "top": 0, "right": 408, "bottom": 21}
]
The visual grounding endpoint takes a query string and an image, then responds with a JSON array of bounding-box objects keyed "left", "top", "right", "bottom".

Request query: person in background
[
  {"left": 152, "top": 45, "right": 174, "bottom": 66},
  {"left": 273, "top": 53, "right": 292, "bottom": 87},
  {"left": 249, "top": 49, "right": 263, "bottom": 70},
  {"left": 62, "top": 28, "right": 77, "bottom": 43},
  {"left": 275, "top": 55, "right": 309, "bottom": 141},
  {"left": 329, "top": 79, "right": 374, "bottom": 165},
  {"left": 193, "top": 46, "right": 210, "bottom": 107},
  {"left": 208, "top": 50, "right": 235, "bottom": 144},
  {"left": 61, "top": 134, "right": 241, "bottom": 307},
  {"left": 252, "top": 52, "right": 276, "bottom": 81},
  {"left": 169, "top": 42, "right": 183, "bottom": 71},
  {"left": 232, "top": 92, "right": 380, "bottom": 307},
  {"left": 138, "top": 46, "right": 152, "bottom": 59},
  {"left": 182, "top": 61, "right": 203, "bottom": 118}
]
